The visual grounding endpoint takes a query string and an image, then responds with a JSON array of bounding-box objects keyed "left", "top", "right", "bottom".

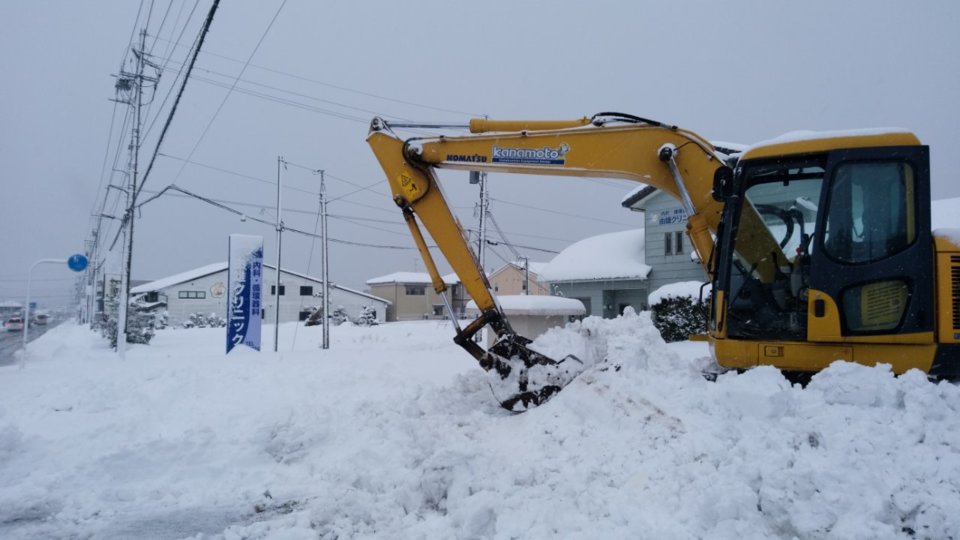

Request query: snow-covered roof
[
  {"left": 441, "top": 272, "right": 462, "bottom": 284},
  {"left": 466, "top": 295, "right": 586, "bottom": 316},
  {"left": 131, "top": 262, "right": 227, "bottom": 294},
  {"left": 331, "top": 283, "right": 391, "bottom": 305},
  {"left": 0, "top": 300, "right": 23, "bottom": 308},
  {"left": 620, "top": 184, "right": 652, "bottom": 206},
  {"left": 366, "top": 272, "right": 457, "bottom": 286},
  {"left": 132, "top": 262, "right": 389, "bottom": 305},
  {"left": 539, "top": 229, "right": 650, "bottom": 282},
  {"left": 742, "top": 128, "right": 916, "bottom": 159}
]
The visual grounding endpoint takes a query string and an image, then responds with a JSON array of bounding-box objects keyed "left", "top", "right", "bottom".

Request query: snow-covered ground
[{"left": 1, "top": 313, "right": 959, "bottom": 539}]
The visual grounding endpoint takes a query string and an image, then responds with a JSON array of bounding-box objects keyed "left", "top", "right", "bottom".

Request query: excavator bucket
[{"left": 478, "top": 333, "right": 583, "bottom": 412}]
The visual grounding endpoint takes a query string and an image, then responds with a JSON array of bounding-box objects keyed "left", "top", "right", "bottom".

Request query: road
[{"left": 0, "top": 320, "right": 61, "bottom": 367}]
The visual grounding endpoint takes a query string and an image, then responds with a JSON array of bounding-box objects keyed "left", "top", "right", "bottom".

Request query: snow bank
[
  {"left": 649, "top": 280, "right": 706, "bottom": 305},
  {"left": 466, "top": 295, "right": 585, "bottom": 315},
  {"left": 1, "top": 316, "right": 959, "bottom": 539}
]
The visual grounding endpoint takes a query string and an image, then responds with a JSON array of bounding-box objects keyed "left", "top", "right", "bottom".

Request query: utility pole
[
  {"left": 522, "top": 256, "right": 530, "bottom": 295},
  {"left": 113, "top": 30, "right": 156, "bottom": 358},
  {"left": 470, "top": 171, "right": 489, "bottom": 267},
  {"left": 274, "top": 155, "right": 284, "bottom": 352},
  {"left": 320, "top": 171, "right": 330, "bottom": 350}
]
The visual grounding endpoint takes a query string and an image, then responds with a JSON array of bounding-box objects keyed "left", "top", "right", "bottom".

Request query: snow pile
[
  {"left": 649, "top": 280, "right": 707, "bottom": 305},
  {"left": 1, "top": 315, "right": 959, "bottom": 539},
  {"left": 466, "top": 295, "right": 585, "bottom": 315}
]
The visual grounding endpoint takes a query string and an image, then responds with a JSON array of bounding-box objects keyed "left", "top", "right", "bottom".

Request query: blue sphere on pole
[{"left": 67, "top": 254, "right": 89, "bottom": 272}]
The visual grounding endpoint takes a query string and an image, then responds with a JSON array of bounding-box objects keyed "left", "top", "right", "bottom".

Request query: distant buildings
[
  {"left": 364, "top": 272, "right": 464, "bottom": 322},
  {"left": 487, "top": 260, "right": 550, "bottom": 296},
  {"left": 131, "top": 262, "right": 389, "bottom": 327},
  {"left": 621, "top": 187, "right": 708, "bottom": 296}
]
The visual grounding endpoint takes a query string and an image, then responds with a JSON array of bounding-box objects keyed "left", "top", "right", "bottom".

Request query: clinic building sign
[
  {"left": 652, "top": 207, "right": 688, "bottom": 226},
  {"left": 226, "top": 234, "right": 263, "bottom": 353}
]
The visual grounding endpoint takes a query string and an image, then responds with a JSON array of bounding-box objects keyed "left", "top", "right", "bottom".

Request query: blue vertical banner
[{"left": 227, "top": 234, "right": 264, "bottom": 353}]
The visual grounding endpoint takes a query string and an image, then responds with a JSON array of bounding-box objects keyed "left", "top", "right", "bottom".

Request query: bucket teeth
[{"left": 481, "top": 334, "right": 584, "bottom": 412}]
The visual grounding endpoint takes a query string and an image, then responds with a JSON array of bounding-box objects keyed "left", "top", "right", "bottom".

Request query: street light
[{"left": 21, "top": 254, "right": 87, "bottom": 369}]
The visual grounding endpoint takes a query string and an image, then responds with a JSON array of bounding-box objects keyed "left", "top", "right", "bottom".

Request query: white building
[{"left": 131, "top": 262, "right": 390, "bottom": 326}]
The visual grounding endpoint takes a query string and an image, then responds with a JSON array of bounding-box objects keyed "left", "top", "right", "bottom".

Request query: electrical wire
[
  {"left": 150, "top": 34, "right": 483, "bottom": 117},
  {"left": 136, "top": 0, "right": 221, "bottom": 200},
  {"left": 158, "top": 153, "right": 318, "bottom": 196},
  {"left": 140, "top": 184, "right": 419, "bottom": 250},
  {"left": 489, "top": 196, "right": 636, "bottom": 227},
  {"left": 166, "top": 0, "right": 287, "bottom": 190}
]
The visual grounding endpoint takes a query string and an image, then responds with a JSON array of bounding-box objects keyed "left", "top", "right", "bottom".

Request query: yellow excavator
[{"left": 367, "top": 112, "right": 960, "bottom": 411}]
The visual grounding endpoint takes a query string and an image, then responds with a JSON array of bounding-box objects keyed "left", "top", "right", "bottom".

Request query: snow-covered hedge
[{"left": 649, "top": 281, "right": 708, "bottom": 342}]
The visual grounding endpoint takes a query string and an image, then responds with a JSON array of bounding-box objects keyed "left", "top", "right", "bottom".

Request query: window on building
[
  {"left": 270, "top": 285, "right": 286, "bottom": 296},
  {"left": 300, "top": 285, "right": 313, "bottom": 296},
  {"left": 664, "top": 232, "right": 673, "bottom": 256},
  {"left": 144, "top": 292, "right": 159, "bottom": 302},
  {"left": 178, "top": 291, "right": 206, "bottom": 299},
  {"left": 675, "top": 231, "right": 684, "bottom": 255},
  {"left": 405, "top": 285, "right": 425, "bottom": 295}
]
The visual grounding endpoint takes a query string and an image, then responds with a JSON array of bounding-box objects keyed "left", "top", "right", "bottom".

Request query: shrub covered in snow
[
  {"left": 357, "top": 305, "right": 379, "bottom": 326},
  {"left": 649, "top": 281, "right": 708, "bottom": 342},
  {"left": 182, "top": 312, "right": 226, "bottom": 329},
  {"left": 100, "top": 295, "right": 158, "bottom": 346}
]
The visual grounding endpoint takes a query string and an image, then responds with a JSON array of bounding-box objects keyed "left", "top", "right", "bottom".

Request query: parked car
[{"left": 4, "top": 316, "right": 25, "bottom": 331}]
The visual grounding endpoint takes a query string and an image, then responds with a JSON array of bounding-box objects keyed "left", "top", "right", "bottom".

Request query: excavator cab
[{"left": 713, "top": 141, "right": 936, "bottom": 373}]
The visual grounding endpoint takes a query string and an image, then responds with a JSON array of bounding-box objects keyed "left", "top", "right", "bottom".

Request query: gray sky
[{"left": 2, "top": 0, "right": 958, "bottom": 308}]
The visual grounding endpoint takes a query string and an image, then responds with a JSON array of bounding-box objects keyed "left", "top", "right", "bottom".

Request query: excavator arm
[{"left": 367, "top": 112, "right": 777, "bottom": 410}]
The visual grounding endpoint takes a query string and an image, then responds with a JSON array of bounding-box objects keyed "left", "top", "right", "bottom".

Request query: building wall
[
  {"left": 641, "top": 192, "right": 708, "bottom": 295},
  {"left": 549, "top": 279, "right": 648, "bottom": 318},
  {"left": 488, "top": 265, "right": 549, "bottom": 296},
  {"left": 367, "top": 282, "right": 455, "bottom": 322},
  {"left": 153, "top": 270, "right": 387, "bottom": 326}
]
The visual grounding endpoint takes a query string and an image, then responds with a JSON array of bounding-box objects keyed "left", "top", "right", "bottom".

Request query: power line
[
  {"left": 136, "top": 0, "right": 221, "bottom": 200},
  {"left": 142, "top": 0, "right": 203, "bottom": 140},
  {"left": 157, "top": 153, "right": 318, "bottom": 196},
  {"left": 489, "top": 196, "right": 637, "bottom": 227},
  {"left": 166, "top": 0, "right": 287, "bottom": 190},
  {"left": 141, "top": 184, "right": 419, "bottom": 250},
  {"left": 150, "top": 34, "right": 483, "bottom": 117}
]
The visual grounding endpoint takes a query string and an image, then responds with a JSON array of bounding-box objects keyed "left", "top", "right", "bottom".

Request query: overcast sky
[{"left": 1, "top": 0, "right": 958, "bottom": 308}]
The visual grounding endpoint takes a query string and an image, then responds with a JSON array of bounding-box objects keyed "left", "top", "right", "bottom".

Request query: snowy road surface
[
  {"left": 0, "top": 320, "right": 59, "bottom": 367},
  {"left": 1, "top": 314, "right": 959, "bottom": 539}
]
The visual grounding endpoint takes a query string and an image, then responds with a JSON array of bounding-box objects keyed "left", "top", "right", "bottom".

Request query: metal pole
[
  {"left": 22, "top": 259, "right": 67, "bottom": 368},
  {"left": 117, "top": 30, "right": 146, "bottom": 358},
  {"left": 274, "top": 155, "right": 283, "bottom": 352},
  {"left": 478, "top": 172, "right": 488, "bottom": 268},
  {"left": 320, "top": 171, "right": 330, "bottom": 350},
  {"left": 523, "top": 257, "right": 530, "bottom": 295}
]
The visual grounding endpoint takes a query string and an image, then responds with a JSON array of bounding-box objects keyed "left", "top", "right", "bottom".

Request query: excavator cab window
[
  {"left": 725, "top": 158, "right": 826, "bottom": 340},
  {"left": 822, "top": 161, "right": 916, "bottom": 264}
]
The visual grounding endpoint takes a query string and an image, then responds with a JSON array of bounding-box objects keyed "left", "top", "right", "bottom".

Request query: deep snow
[{"left": 1, "top": 313, "right": 959, "bottom": 539}]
